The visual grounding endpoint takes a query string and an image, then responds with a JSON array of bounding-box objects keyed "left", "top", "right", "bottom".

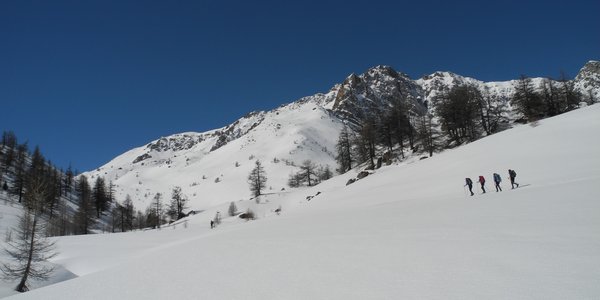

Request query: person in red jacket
[{"left": 478, "top": 175, "right": 486, "bottom": 193}]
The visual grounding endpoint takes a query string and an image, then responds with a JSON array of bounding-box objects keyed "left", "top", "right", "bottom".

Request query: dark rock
[
  {"left": 357, "top": 171, "right": 370, "bottom": 179},
  {"left": 133, "top": 153, "right": 152, "bottom": 164}
]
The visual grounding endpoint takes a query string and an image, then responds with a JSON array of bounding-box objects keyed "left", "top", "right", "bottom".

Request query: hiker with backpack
[
  {"left": 465, "top": 178, "right": 474, "bottom": 196},
  {"left": 493, "top": 173, "right": 502, "bottom": 192},
  {"left": 508, "top": 169, "right": 519, "bottom": 189},
  {"left": 478, "top": 175, "right": 486, "bottom": 193}
]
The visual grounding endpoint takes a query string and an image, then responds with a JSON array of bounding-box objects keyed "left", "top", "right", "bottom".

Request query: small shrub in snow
[{"left": 228, "top": 202, "right": 238, "bottom": 216}]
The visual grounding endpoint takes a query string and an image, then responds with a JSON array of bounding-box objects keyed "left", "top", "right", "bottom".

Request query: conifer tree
[
  {"left": 435, "top": 85, "right": 480, "bottom": 144},
  {"left": 168, "top": 186, "right": 187, "bottom": 220},
  {"left": 335, "top": 125, "right": 353, "bottom": 173},
  {"left": 122, "top": 195, "right": 135, "bottom": 231},
  {"left": 10, "top": 143, "right": 28, "bottom": 203},
  {"left": 558, "top": 72, "right": 581, "bottom": 112},
  {"left": 1, "top": 177, "right": 57, "bottom": 292},
  {"left": 92, "top": 177, "right": 109, "bottom": 218},
  {"left": 228, "top": 201, "right": 238, "bottom": 216},
  {"left": 511, "top": 75, "right": 544, "bottom": 122},
  {"left": 150, "top": 193, "right": 164, "bottom": 229},
  {"left": 299, "top": 160, "right": 318, "bottom": 186},
  {"left": 417, "top": 113, "right": 441, "bottom": 157},
  {"left": 248, "top": 160, "right": 267, "bottom": 197},
  {"left": 74, "top": 175, "right": 95, "bottom": 234},
  {"left": 356, "top": 120, "right": 377, "bottom": 169}
]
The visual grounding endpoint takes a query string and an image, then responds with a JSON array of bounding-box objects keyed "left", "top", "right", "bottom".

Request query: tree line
[{"left": 0, "top": 131, "right": 193, "bottom": 235}]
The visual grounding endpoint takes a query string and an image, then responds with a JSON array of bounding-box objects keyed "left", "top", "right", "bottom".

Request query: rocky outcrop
[{"left": 330, "top": 65, "right": 426, "bottom": 128}]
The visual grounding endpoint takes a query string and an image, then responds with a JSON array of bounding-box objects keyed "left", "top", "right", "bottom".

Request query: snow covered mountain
[
  {"left": 83, "top": 61, "right": 600, "bottom": 212},
  {"left": 7, "top": 100, "right": 600, "bottom": 300}
]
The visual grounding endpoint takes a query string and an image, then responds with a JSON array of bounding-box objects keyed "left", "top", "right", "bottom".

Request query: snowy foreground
[{"left": 4, "top": 105, "right": 600, "bottom": 299}]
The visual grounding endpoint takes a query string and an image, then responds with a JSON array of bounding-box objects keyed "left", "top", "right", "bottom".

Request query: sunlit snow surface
[{"left": 4, "top": 104, "right": 600, "bottom": 299}]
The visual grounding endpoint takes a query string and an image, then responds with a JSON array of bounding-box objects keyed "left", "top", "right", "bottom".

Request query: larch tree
[
  {"left": 92, "top": 177, "right": 109, "bottom": 218},
  {"left": 151, "top": 192, "right": 164, "bottom": 229},
  {"left": 168, "top": 186, "right": 188, "bottom": 220},
  {"left": 299, "top": 160, "right": 318, "bottom": 187},
  {"left": 335, "top": 125, "right": 353, "bottom": 173},
  {"left": 248, "top": 160, "right": 267, "bottom": 197},
  {"left": 1, "top": 177, "right": 57, "bottom": 292},
  {"left": 74, "top": 175, "right": 95, "bottom": 235},
  {"left": 511, "top": 75, "right": 544, "bottom": 122}
]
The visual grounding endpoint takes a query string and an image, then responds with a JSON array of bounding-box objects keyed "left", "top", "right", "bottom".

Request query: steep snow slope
[
  {"left": 84, "top": 98, "right": 343, "bottom": 210},
  {"left": 8, "top": 104, "right": 600, "bottom": 300}
]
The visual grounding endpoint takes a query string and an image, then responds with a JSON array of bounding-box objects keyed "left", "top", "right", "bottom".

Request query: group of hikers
[{"left": 465, "top": 169, "right": 519, "bottom": 196}]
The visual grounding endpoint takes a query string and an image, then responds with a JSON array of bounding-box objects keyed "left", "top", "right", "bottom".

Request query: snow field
[{"left": 4, "top": 104, "right": 600, "bottom": 299}]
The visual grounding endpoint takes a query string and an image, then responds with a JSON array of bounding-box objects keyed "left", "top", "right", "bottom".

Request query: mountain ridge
[{"left": 83, "top": 61, "right": 600, "bottom": 211}]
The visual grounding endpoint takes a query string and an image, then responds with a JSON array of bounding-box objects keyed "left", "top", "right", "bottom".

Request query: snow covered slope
[
  {"left": 8, "top": 104, "right": 600, "bottom": 300},
  {"left": 83, "top": 61, "right": 600, "bottom": 213},
  {"left": 84, "top": 98, "right": 343, "bottom": 210}
]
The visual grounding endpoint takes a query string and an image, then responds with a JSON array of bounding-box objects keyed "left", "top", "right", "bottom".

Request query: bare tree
[
  {"left": 335, "top": 125, "right": 354, "bottom": 173},
  {"left": 168, "top": 186, "right": 188, "bottom": 220},
  {"left": 248, "top": 160, "right": 267, "bottom": 197},
  {"left": 74, "top": 175, "right": 95, "bottom": 235},
  {"left": 511, "top": 75, "right": 544, "bottom": 122},
  {"left": 151, "top": 192, "right": 164, "bottom": 229},
  {"left": 299, "top": 160, "right": 318, "bottom": 186},
  {"left": 1, "top": 178, "right": 57, "bottom": 292},
  {"left": 416, "top": 113, "right": 441, "bottom": 157}
]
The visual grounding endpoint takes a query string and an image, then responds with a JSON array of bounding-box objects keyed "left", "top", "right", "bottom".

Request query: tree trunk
[{"left": 16, "top": 215, "right": 37, "bottom": 292}]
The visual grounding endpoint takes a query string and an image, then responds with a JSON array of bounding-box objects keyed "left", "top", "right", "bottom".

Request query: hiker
[
  {"left": 493, "top": 173, "right": 502, "bottom": 192},
  {"left": 465, "top": 178, "right": 474, "bottom": 196},
  {"left": 478, "top": 175, "right": 486, "bottom": 193},
  {"left": 508, "top": 169, "right": 519, "bottom": 189}
]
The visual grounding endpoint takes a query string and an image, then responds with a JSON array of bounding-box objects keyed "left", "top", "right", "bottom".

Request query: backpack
[
  {"left": 493, "top": 173, "right": 501, "bottom": 182},
  {"left": 479, "top": 176, "right": 485, "bottom": 183},
  {"left": 466, "top": 178, "right": 472, "bottom": 185},
  {"left": 510, "top": 170, "right": 516, "bottom": 178}
]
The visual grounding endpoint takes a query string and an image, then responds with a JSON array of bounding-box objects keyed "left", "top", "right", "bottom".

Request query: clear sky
[{"left": 1, "top": 0, "right": 598, "bottom": 172}]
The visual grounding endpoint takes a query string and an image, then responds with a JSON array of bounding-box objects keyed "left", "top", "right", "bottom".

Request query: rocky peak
[
  {"left": 574, "top": 60, "right": 600, "bottom": 101},
  {"left": 331, "top": 65, "right": 425, "bottom": 127},
  {"left": 576, "top": 60, "right": 600, "bottom": 80}
]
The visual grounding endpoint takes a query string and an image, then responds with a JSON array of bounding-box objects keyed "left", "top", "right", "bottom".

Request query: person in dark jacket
[
  {"left": 493, "top": 173, "right": 502, "bottom": 192},
  {"left": 465, "top": 178, "right": 474, "bottom": 196},
  {"left": 508, "top": 169, "right": 519, "bottom": 189},
  {"left": 478, "top": 176, "right": 486, "bottom": 193}
]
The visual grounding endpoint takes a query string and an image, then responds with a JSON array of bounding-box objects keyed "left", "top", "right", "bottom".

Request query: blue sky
[{"left": 1, "top": 0, "right": 598, "bottom": 172}]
